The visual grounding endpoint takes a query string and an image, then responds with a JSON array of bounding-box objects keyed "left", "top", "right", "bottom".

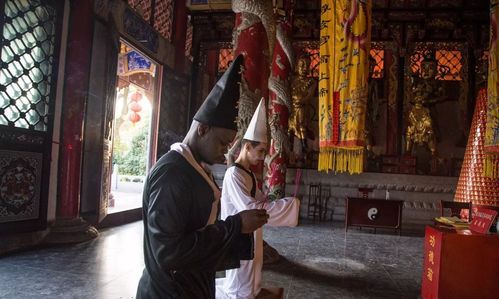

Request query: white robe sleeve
[
  {"left": 222, "top": 167, "right": 266, "bottom": 212},
  {"left": 222, "top": 167, "right": 300, "bottom": 227},
  {"left": 262, "top": 197, "right": 300, "bottom": 227}
]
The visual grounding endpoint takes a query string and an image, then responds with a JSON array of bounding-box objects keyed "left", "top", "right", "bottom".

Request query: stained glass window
[
  {"left": 127, "top": 0, "right": 152, "bottom": 22},
  {"left": 1, "top": 0, "right": 58, "bottom": 131}
]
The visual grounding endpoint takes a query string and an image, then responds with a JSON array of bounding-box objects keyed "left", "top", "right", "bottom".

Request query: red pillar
[
  {"left": 231, "top": 0, "right": 273, "bottom": 186},
  {"left": 233, "top": 15, "right": 270, "bottom": 99},
  {"left": 173, "top": 0, "right": 187, "bottom": 73},
  {"left": 58, "top": 0, "right": 93, "bottom": 218},
  {"left": 265, "top": 21, "right": 293, "bottom": 200},
  {"left": 46, "top": 0, "right": 98, "bottom": 243}
]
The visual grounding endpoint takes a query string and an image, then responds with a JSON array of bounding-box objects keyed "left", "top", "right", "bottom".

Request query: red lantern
[
  {"left": 128, "top": 112, "right": 141, "bottom": 124},
  {"left": 128, "top": 101, "right": 142, "bottom": 113},
  {"left": 130, "top": 91, "right": 143, "bottom": 102}
]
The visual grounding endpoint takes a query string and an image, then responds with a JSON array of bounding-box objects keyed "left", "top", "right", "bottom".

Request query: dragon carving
[{"left": 232, "top": 0, "right": 276, "bottom": 57}]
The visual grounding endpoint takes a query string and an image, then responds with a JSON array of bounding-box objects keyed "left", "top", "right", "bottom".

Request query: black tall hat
[{"left": 193, "top": 54, "right": 244, "bottom": 130}]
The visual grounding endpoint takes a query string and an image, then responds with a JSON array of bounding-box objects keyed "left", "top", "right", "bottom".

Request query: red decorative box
[{"left": 421, "top": 226, "right": 499, "bottom": 299}]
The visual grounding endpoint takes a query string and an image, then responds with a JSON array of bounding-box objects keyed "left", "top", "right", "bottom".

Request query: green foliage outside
[{"left": 113, "top": 125, "right": 149, "bottom": 176}]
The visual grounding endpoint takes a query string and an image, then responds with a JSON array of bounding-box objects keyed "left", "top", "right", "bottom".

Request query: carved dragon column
[
  {"left": 265, "top": 21, "right": 293, "bottom": 200},
  {"left": 231, "top": 0, "right": 275, "bottom": 186}
]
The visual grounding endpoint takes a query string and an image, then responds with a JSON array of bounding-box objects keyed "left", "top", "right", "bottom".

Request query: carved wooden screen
[
  {"left": 127, "top": 0, "right": 174, "bottom": 42},
  {"left": 370, "top": 47, "right": 384, "bottom": 79},
  {"left": 185, "top": 16, "right": 193, "bottom": 61},
  {"left": 404, "top": 42, "right": 469, "bottom": 175},
  {"left": 153, "top": 0, "right": 174, "bottom": 41},
  {"left": 300, "top": 46, "right": 320, "bottom": 78},
  {"left": 366, "top": 42, "right": 392, "bottom": 161},
  {"left": 0, "top": 0, "right": 63, "bottom": 232},
  {"left": 217, "top": 48, "right": 233, "bottom": 76},
  {"left": 405, "top": 42, "right": 468, "bottom": 126},
  {"left": 127, "top": 0, "right": 152, "bottom": 22}
]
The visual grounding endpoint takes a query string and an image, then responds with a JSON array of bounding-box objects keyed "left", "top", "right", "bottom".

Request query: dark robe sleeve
[
  {"left": 217, "top": 224, "right": 253, "bottom": 271},
  {"left": 146, "top": 165, "right": 246, "bottom": 272}
]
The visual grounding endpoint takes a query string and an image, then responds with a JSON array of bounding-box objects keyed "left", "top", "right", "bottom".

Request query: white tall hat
[{"left": 243, "top": 98, "right": 267, "bottom": 143}]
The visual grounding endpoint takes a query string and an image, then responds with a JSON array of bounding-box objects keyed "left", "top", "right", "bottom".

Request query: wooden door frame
[{"left": 95, "top": 38, "right": 163, "bottom": 227}]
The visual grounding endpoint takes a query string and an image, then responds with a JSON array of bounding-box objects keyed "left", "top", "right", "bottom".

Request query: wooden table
[{"left": 344, "top": 197, "right": 404, "bottom": 234}]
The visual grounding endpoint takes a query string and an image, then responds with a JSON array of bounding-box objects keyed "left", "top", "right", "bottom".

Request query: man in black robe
[{"left": 136, "top": 55, "right": 269, "bottom": 299}]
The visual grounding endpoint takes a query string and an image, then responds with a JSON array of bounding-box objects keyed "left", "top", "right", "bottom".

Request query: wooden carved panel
[{"left": 0, "top": 151, "right": 42, "bottom": 223}]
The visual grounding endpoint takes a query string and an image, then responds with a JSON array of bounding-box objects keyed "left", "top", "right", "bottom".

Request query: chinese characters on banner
[
  {"left": 421, "top": 226, "right": 442, "bottom": 299},
  {"left": 485, "top": 0, "right": 499, "bottom": 178},
  {"left": 318, "top": 0, "right": 371, "bottom": 174}
]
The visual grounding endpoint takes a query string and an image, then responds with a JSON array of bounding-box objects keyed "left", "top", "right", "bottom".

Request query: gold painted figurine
[
  {"left": 405, "top": 54, "right": 445, "bottom": 156},
  {"left": 405, "top": 92, "right": 437, "bottom": 156},
  {"left": 289, "top": 56, "right": 317, "bottom": 152}
]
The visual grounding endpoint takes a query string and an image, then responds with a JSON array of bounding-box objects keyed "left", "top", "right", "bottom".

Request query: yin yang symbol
[{"left": 367, "top": 208, "right": 378, "bottom": 221}]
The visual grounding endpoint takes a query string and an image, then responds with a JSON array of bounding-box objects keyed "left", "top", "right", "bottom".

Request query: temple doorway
[{"left": 108, "top": 41, "right": 160, "bottom": 214}]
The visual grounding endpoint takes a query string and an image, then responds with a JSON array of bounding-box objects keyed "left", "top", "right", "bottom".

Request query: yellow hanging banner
[{"left": 318, "top": 0, "right": 371, "bottom": 174}]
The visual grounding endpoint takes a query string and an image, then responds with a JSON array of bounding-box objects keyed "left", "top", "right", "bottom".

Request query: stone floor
[
  {"left": 262, "top": 221, "right": 424, "bottom": 299},
  {"left": 0, "top": 220, "right": 424, "bottom": 299}
]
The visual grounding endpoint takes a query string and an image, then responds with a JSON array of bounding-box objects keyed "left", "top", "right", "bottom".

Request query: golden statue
[
  {"left": 405, "top": 92, "right": 437, "bottom": 156},
  {"left": 405, "top": 54, "right": 445, "bottom": 156},
  {"left": 289, "top": 56, "right": 317, "bottom": 150}
]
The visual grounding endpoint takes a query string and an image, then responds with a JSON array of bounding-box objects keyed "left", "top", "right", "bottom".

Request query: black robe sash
[{"left": 136, "top": 151, "right": 252, "bottom": 299}]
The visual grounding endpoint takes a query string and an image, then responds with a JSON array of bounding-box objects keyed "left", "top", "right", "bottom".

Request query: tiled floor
[
  {"left": 262, "top": 221, "right": 424, "bottom": 299},
  {"left": 0, "top": 220, "right": 424, "bottom": 299}
]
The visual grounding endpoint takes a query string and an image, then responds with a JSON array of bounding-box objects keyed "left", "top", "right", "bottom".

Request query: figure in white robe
[{"left": 216, "top": 99, "right": 300, "bottom": 299}]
